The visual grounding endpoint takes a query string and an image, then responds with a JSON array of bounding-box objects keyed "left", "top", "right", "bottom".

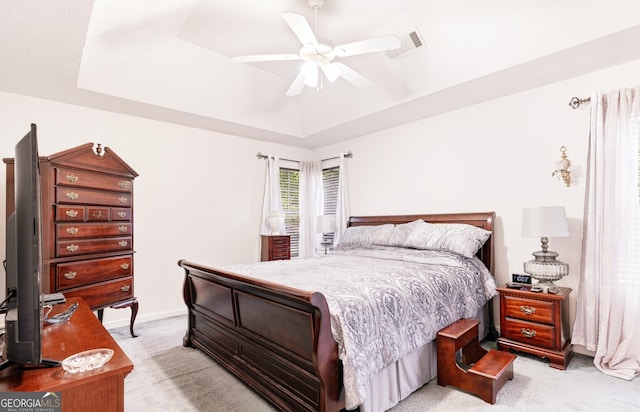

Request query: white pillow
[
  {"left": 371, "top": 219, "right": 423, "bottom": 247},
  {"left": 402, "top": 221, "right": 491, "bottom": 258},
  {"left": 337, "top": 225, "right": 381, "bottom": 247}
]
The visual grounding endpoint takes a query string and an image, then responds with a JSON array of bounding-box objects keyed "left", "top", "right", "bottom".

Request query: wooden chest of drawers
[
  {"left": 4, "top": 143, "right": 139, "bottom": 336},
  {"left": 496, "top": 285, "right": 572, "bottom": 369},
  {"left": 261, "top": 235, "right": 291, "bottom": 261}
]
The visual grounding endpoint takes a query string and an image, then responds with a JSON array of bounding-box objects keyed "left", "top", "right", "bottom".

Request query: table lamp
[
  {"left": 316, "top": 215, "right": 336, "bottom": 254},
  {"left": 521, "top": 206, "right": 570, "bottom": 293}
]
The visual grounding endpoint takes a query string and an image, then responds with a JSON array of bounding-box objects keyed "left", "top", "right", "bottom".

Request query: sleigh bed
[{"left": 179, "top": 211, "right": 497, "bottom": 412}]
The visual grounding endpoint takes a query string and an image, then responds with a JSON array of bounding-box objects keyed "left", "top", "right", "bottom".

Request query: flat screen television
[{"left": 1, "top": 124, "right": 56, "bottom": 369}]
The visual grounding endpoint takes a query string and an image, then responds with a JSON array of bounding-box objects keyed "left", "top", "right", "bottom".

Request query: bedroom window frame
[
  {"left": 278, "top": 165, "right": 340, "bottom": 258},
  {"left": 279, "top": 167, "right": 300, "bottom": 258},
  {"left": 322, "top": 166, "right": 340, "bottom": 247}
]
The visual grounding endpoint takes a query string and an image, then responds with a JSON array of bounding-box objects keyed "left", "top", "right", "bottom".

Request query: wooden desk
[{"left": 0, "top": 298, "right": 133, "bottom": 411}]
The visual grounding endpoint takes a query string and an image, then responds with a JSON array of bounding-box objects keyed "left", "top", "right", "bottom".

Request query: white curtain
[
  {"left": 299, "top": 161, "right": 323, "bottom": 258},
  {"left": 334, "top": 153, "right": 351, "bottom": 245},
  {"left": 572, "top": 86, "right": 640, "bottom": 380},
  {"left": 260, "top": 156, "right": 282, "bottom": 235}
]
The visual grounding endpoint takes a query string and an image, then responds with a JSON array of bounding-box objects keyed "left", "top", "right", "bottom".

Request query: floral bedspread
[{"left": 225, "top": 245, "right": 496, "bottom": 410}]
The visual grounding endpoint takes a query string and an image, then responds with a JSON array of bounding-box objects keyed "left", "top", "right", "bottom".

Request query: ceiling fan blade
[
  {"left": 333, "top": 35, "right": 401, "bottom": 57},
  {"left": 334, "top": 62, "right": 374, "bottom": 89},
  {"left": 230, "top": 53, "right": 300, "bottom": 63},
  {"left": 286, "top": 71, "right": 307, "bottom": 96},
  {"left": 282, "top": 12, "right": 318, "bottom": 45}
]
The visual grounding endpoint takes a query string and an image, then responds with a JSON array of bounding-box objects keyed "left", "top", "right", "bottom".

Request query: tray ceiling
[{"left": 2, "top": 0, "right": 640, "bottom": 148}]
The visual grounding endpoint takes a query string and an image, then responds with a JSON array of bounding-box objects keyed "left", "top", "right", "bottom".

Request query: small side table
[
  {"left": 260, "top": 235, "right": 291, "bottom": 261},
  {"left": 496, "top": 285, "right": 572, "bottom": 370}
]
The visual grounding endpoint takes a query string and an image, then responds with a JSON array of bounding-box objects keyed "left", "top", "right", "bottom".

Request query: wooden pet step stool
[{"left": 437, "top": 318, "right": 517, "bottom": 404}]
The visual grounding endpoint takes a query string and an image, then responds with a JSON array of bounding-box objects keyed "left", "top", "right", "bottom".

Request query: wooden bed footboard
[{"left": 178, "top": 259, "right": 345, "bottom": 412}]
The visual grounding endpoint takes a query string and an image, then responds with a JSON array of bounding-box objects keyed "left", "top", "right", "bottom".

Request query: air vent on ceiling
[{"left": 386, "top": 27, "right": 425, "bottom": 60}]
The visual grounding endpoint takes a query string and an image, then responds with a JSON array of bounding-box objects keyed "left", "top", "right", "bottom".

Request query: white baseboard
[
  {"left": 102, "top": 307, "right": 188, "bottom": 331},
  {"left": 0, "top": 308, "right": 188, "bottom": 335}
]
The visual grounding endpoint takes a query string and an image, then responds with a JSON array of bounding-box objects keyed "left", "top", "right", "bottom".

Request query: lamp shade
[
  {"left": 522, "top": 206, "right": 570, "bottom": 238},
  {"left": 316, "top": 215, "right": 336, "bottom": 233}
]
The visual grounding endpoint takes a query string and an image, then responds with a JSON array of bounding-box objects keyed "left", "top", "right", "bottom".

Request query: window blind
[
  {"left": 322, "top": 167, "right": 340, "bottom": 245},
  {"left": 279, "top": 165, "right": 340, "bottom": 258},
  {"left": 279, "top": 168, "right": 300, "bottom": 258}
]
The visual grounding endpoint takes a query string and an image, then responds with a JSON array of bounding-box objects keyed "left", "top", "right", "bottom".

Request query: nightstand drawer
[
  {"left": 270, "top": 250, "right": 290, "bottom": 260},
  {"left": 502, "top": 317, "right": 555, "bottom": 350},
  {"left": 270, "top": 237, "right": 289, "bottom": 246},
  {"left": 503, "top": 295, "right": 554, "bottom": 324}
]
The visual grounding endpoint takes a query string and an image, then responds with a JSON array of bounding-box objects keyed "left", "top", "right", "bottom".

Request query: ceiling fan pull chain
[{"left": 314, "top": 7, "right": 319, "bottom": 37}]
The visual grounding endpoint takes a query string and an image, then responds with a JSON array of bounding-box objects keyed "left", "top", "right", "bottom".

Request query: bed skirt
[{"left": 359, "top": 309, "right": 489, "bottom": 412}]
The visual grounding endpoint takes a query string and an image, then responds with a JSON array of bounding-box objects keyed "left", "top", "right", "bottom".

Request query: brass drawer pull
[
  {"left": 120, "top": 263, "right": 130, "bottom": 270},
  {"left": 520, "top": 305, "right": 536, "bottom": 315},
  {"left": 66, "top": 227, "right": 79, "bottom": 235},
  {"left": 66, "top": 244, "right": 79, "bottom": 252},
  {"left": 92, "top": 210, "right": 105, "bottom": 219},
  {"left": 520, "top": 328, "right": 537, "bottom": 338},
  {"left": 64, "top": 271, "right": 77, "bottom": 279},
  {"left": 117, "top": 211, "right": 127, "bottom": 218},
  {"left": 118, "top": 240, "right": 128, "bottom": 247},
  {"left": 66, "top": 209, "right": 78, "bottom": 218},
  {"left": 118, "top": 181, "right": 130, "bottom": 189},
  {"left": 66, "top": 192, "right": 79, "bottom": 200},
  {"left": 121, "top": 285, "right": 130, "bottom": 292},
  {"left": 66, "top": 174, "right": 78, "bottom": 183},
  {"left": 119, "top": 196, "right": 128, "bottom": 204},
  {"left": 118, "top": 226, "right": 128, "bottom": 232}
]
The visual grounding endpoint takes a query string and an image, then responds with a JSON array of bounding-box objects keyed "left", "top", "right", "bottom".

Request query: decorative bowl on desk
[{"left": 62, "top": 348, "right": 114, "bottom": 373}]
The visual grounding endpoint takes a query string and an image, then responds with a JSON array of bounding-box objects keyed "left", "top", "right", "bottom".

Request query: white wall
[
  {"left": 0, "top": 92, "right": 311, "bottom": 328},
  {"left": 316, "top": 58, "right": 640, "bottom": 355},
  {"left": 2, "top": 57, "right": 639, "bottom": 356}
]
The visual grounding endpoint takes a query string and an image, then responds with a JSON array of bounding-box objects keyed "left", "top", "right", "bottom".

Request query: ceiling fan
[{"left": 230, "top": 0, "right": 401, "bottom": 96}]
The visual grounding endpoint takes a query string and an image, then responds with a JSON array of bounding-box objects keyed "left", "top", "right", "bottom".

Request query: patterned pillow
[
  {"left": 402, "top": 220, "right": 491, "bottom": 258},
  {"left": 371, "top": 220, "right": 423, "bottom": 247},
  {"left": 337, "top": 225, "right": 381, "bottom": 248}
]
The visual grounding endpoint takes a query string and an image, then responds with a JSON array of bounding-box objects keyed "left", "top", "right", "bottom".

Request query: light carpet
[{"left": 109, "top": 315, "right": 640, "bottom": 412}]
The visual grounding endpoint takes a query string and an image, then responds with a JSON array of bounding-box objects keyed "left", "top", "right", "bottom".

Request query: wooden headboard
[{"left": 347, "top": 211, "right": 495, "bottom": 274}]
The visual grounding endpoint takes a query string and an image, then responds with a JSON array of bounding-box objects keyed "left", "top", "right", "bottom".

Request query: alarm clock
[{"left": 512, "top": 273, "right": 532, "bottom": 285}]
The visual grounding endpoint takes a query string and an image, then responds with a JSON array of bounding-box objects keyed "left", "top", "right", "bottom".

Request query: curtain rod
[
  {"left": 568, "top": 96, "right": 591, "bottom": 109},
  {"left": 256, "top": 151, "right": 352, "bottom": 163}
]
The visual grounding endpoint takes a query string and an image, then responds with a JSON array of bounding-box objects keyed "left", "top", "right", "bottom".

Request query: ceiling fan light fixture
[
  {"left": 231, "top": 0, "right": 401, "bottom": 96},
  {"left": 322, "top": 62, "right": 339, "bottom": 82},
  {"left": 302, "top": 61, "right": 319, "bottom": 87}
]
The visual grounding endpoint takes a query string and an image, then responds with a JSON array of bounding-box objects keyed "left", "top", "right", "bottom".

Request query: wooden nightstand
[
  {"left": 496, "top": 285, "right": 572, "bottom": 370},
  {"left": 261, "top": 235, "right": 291, "bottom": 261}
]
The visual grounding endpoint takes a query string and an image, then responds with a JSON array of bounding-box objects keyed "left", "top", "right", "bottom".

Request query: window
[
  {"left": 279, "top": 168, "right": 300, "bottom": 258},
  {"left": 278, "top": 165, "right": 340, "bottom": 258},
  {"left": 322, "top": 166, "right": 340, "bottom": 246}
]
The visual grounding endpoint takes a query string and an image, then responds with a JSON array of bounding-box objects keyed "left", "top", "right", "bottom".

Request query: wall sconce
[{"left": 552, "top": 145, "right": 571, "bottom": 187}]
